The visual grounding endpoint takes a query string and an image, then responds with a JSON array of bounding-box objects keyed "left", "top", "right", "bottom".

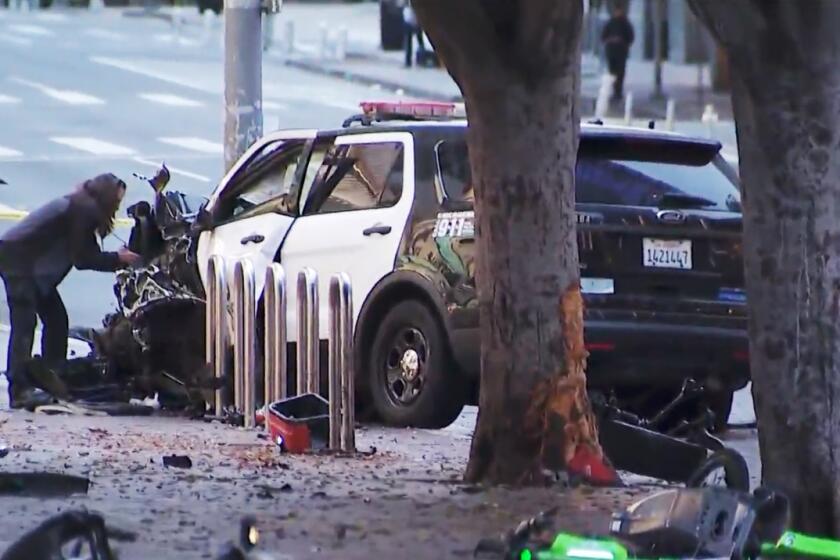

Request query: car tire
[
  {"left": 707, "top": 390, "right": 734, "bottom": 434},
  {"left": 686, "top": 448, "right": 750, "bottom": 492},
  {"left": 368, "top": 300, "right": 466, "bottom": 428}
]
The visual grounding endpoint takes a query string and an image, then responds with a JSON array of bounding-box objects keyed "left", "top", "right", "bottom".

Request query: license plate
[{"left": 643, "top": 238, "right": 692, "bottom": 269}]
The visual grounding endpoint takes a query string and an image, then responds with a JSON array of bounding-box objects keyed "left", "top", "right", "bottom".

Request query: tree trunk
[
  {"left": 413, "top": 0, "right": 615, "bottom": 485},
  {"left": 690, "top": 1, "right": 840, "bottom": 535}
]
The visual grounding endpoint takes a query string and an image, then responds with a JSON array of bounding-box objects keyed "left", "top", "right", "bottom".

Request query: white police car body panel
[{"left": 280, "top": 131, "right": 414, "bottom": 341}]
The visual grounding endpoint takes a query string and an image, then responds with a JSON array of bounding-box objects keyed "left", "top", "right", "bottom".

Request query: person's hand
[{"left": 118, "top": 247, "right": 142, "bottom": 266}]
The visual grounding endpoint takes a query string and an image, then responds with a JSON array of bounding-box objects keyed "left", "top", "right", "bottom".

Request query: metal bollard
[
  {"left": 233, "top": 259, "right": 257, "bottom": 428},
  {"left": 283, "top": 20, "right": 295, "bottom": 55},
  {"left": 206, "top": 255, "right": 228, "bottom": 416},
  {"left": 264, "top": 264, "right": 287, "bottom": 424},
  {"left": 337, "top": 274, "right": 355, "bottom": 452},
  {"left": 665, "top": 98, "right": 676, "bottom": 131},
  {"left": 296, "top": 268, "right": 319, "bottom": 395},
  {"left": 623, "top": 92, "right": 634, "bottom": 125},
  {"left": 335, "top": 26, "right": 348, "bottom": 61}
]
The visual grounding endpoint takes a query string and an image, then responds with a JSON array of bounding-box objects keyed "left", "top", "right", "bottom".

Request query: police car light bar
[{"left": 359, "top": 100, "right": 466, "bottom": 120}]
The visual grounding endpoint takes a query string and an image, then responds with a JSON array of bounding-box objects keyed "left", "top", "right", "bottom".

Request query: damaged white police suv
[{"left": 193, "top": 101, "right": 748, "bottom": 430}]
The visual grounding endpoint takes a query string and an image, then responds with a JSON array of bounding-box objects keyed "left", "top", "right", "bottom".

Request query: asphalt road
[{"left": 0, "top": 6, "right": 409, "bottom": 328}]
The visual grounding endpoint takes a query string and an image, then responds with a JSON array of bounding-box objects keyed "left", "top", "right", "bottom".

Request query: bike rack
[
  {"left": 233, "top": 259, "right": 257, "bottom": 428},
  {"left": 205, "top": 255, "right": 228, "bottom": 417},
  {"left": 296, "top": 267, "right": 320, "bottom": 395},
  {"left": 264, "top": 263, "right": 287, "bottom": 409},
  {"left": 329, "top": 273, "right": 355, "bottom": 452},
  {"left": 206, "top": 258, "right": 355, "bottom": 451}
]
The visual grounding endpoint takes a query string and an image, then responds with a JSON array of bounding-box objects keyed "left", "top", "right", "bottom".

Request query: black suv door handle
[
  {"left": 363, "top": 225, "right": 392, "bottom": 236},
  {"left": 240, "top": 234, "right": 265, "bottom": 245}
]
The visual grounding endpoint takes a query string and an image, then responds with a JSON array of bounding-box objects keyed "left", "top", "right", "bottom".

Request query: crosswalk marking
[
  {"left": 139, "top": 93, "right": 204, "bottom": 108},
  {"left": 83, "top": 28, "right": 125, "bottom": 41},
  {"left": 158, "top": 137, "right": 223, "bottom": 154},
  {"left": 9, "top": 77, "right": 105, "bottom": 106},
  {"left": 35, "top": 12, "right": 68, "bottom": 22},
  {"left": 0, "top": 35, "right": 32, "bottom": 47},
  {"left": 0, "top": 94, "right": 21, "bottom": 104},
  {"left": 7, "top": 23, "right": 53, "bottom": 36},
  {"left": 50, "top": 137, "right": 135, "bottom": 156},
  {"left": 133, "top": 157, "right": 211, "bottom": 183},
  {"left": 0, "top": 146, "right": 23, "bottom": 158},
  {"left": 262, "top": 100, "right": 288, "bottom": 111}
]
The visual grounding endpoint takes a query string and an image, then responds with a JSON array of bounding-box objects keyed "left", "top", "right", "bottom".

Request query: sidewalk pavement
[{"left": 125, "top": 2, "right": 733, "bottom": 121}]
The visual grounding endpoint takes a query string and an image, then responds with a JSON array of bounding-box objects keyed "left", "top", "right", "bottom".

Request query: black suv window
[
  {"left": 215, "top": 139, "right": 306, "bottom": 221},
  {"left": 436, "top": 139, "right": 741, "bottom": 213},
  {"left": 305, "top": 142, "right": 404, "bottom": 215}
]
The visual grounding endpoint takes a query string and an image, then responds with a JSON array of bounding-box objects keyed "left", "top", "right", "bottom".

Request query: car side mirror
[{"left": 194, "top": 205, "right": 214, "bottom": 232}]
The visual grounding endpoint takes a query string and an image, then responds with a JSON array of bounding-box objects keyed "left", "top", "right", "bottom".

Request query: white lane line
[
  {"left": 0, "top": 146, "right": 23, "bottom": 158},
  {"left": 0, "top": 35, "right": 32, "bottom": 46},
  {"left": 133, "top": 157, "right": 211, "bottom": 183},
  {"left": 50, "top": 137, "right": 135, "bottom": 156},
  {"left": 139, "top": 93, "right": 204, "bottom": 108},
  {"left": 35, "top": 12, "right": 68, "bottom": 22},
  {"left": 7, "top": 23, "right": 53, "bottom": 36},
  {"left": 9, "top": 77, "right": 105, "bottom": 106},
  {"left": 84, "top": 28, "right": 125, "bottom": 41},
  {"left": 0, "top": 94, "right": 21, "bottom": 104},
  {"left": 91, "top": 56, "right": 215, "bottom": 94},
  {"left": 262, "top": 100, "right": 288, "bottom": 111},
  {"left": 158, "top": 137, "right": 223, "bottom": 155}
]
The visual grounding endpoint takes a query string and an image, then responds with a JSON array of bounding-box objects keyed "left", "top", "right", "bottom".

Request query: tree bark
[
  {"left": 690, "top": 0, "right": 840, "bottom": 535},
  {"left": 414, "top": 0, "right": 614, "bottom": 485}
]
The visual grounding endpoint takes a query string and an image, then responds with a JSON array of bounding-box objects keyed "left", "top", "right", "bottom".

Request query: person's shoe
[{"left": 9, "top": 387, "right": 55, "bottom": 411}]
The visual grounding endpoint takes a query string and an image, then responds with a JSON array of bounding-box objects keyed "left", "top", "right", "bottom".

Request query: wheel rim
[{"left": 382, "top": 327, "right": 428, "bottom": 407}]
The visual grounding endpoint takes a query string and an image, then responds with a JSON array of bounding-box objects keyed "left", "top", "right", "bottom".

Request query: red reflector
[
  {"left": 734, "top": 350, "right": 749, "bottom": 362},
  {"left": 586, "top": 342, "right": 615, "bottom": 352}
]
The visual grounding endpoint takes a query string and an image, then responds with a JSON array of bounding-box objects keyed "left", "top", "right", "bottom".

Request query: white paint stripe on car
[
  {"left": 157, "top": 137, "right": 223, "bottom": 154},
  {"left": 139, "top": 93, "right": 204, "bottom": 107},
  {"left": 50, "top": 137, "right": 135, "bottom": 156}
]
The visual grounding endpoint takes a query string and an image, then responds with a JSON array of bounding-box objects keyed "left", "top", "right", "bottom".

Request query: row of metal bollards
[{"left": 205, "top": 255, "right": 355, "bottom": 452}]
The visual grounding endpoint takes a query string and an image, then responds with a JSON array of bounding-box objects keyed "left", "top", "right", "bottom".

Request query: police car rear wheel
[{"left": 369, "top": 300, "right": 466, "bottom": 429}]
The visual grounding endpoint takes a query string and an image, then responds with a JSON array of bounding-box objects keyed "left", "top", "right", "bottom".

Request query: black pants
[
  {"left": 1, "top": 274, "right": 68, "bottom": 392},
  {"left": 404, "top": 23, "right": 426, "bottom": 67},
  {"left": 607, "top": 52, "right": 628, "bottom": 99}
]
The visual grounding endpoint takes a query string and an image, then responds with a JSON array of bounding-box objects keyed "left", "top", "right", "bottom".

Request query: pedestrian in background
[
  {"left": 0, "top": 174, "right": 141, "bottom": 409},
  {"left": 601, "top": 4, "right": 635, "bottom": 101},
  {"left": 402, "top": 0, "right": 427, "bottom": 68}
]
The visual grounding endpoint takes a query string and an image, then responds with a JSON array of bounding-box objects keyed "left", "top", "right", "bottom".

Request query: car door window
[
  {"left": 304, "top": 142, "right": 404, "bottom": 215},
  {"left": 214, "top": 139, "right": 306, "bottom": 223}
]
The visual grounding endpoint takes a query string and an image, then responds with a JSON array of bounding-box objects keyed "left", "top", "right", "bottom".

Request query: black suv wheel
[{"left": 368, "top": 300, "right": 466, "bottom": 428}]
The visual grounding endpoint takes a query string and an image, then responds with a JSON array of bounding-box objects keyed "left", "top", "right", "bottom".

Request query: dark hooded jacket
[{"left": 0, "top": 174, "right": 123, "bottom": 293}]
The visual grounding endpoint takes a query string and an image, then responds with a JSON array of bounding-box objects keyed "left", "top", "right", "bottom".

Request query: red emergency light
[{"left": 359, "top": 100, "right": 464, "bottom": 119}]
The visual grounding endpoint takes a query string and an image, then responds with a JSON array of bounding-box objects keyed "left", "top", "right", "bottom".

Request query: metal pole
[
  {"left": 224, "top": 0, "right": 263, "bottom": 173},
  {"left": 264, "top": 264, "right": 287, "bottom": 418},
  {"left": 206, "top": 256, "right": 228, "bottom": 416},
  {"left": 328, "top": 276, "right": 342, "bottom": 450},
  {"left": 652, "top": 0, "right": 664, "bottom": 100},
  {"left": 233, "top": 259, "right": 257, "bottom": 427},
  {"left": 337, "top": 273, "right": 355, "bottom": 452},
  {"left": 665, "top": 98, "right": 676, "bottom": 131},
  {"left": 296, "top": 268, "right": 319, "bottom": 395}
]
